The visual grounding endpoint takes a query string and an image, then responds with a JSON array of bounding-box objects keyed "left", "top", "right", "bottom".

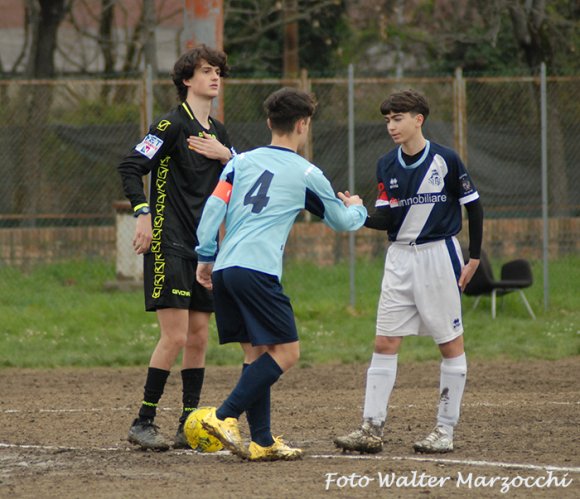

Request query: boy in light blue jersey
[{"left": 194, "top": 87, "right": 367, "bottom": 461}]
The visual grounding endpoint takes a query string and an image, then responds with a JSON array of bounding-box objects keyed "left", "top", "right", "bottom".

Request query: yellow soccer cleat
[
  {"left": 248, "top": 436, "right": 303, "bottom": 461},
  {"left": 200, "top": 407, "right": 248, "bottom": 458}
]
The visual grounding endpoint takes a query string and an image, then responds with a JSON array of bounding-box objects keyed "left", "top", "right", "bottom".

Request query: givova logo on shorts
[{"left": 151, "top": 155, "right": 170, "bottom": 299}]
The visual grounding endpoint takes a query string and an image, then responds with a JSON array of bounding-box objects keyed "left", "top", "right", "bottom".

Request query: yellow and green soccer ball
[{"left": 184, "top": 406, "right": 223, "bottom": 453}]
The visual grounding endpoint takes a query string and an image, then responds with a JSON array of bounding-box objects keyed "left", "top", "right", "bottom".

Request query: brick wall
[
  {"left": 0, "top": 226, "right": 115, "bottom": 268},
  {"left": 0, "top": 218, "right": 577, "bottom": 268}
]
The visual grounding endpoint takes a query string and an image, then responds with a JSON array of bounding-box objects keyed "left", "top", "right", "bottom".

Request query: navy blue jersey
[{"left": 374, "top": 140, "right": 479, "bottom": 244}]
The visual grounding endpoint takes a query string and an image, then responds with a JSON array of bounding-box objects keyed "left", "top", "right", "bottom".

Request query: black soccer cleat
[{"left": 128, "top": 418, "right": 170, "bottom": 451}]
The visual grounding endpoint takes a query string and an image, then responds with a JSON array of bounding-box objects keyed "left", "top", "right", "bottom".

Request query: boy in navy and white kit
[
  {"left": 335, "top": 89, "right": 484, "bottom": 454},
  {"left": 194, "top": 87, "right": 367, "bottom": 461}
]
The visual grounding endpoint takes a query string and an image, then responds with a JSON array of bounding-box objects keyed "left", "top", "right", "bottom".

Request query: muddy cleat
[
  {"left": 200, "top": 407, "right": 248, "bottom": 458},
  {"left": 248, "top": 437, "right": 303, "bottom": 462},
  {"left": 334, "top": 421, "right": 383, "bottom": 454},
  {"left": 173, "top": 422, "right": 189, "bottom": 449},
  {"left": 128, "top": 418, "right": 170, "bottom": 451},
  {"left": 413, "top": 426, "right": 453, "bottom": 453}
]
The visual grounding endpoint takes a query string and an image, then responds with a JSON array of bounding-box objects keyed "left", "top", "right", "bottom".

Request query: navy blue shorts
[{"left": 212, "top": 267, "right": 298, "bottom": 346}]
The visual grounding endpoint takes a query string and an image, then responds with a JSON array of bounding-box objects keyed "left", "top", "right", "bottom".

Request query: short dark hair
[
  {"left": 380, "top": 89, "right": 430, "bottom": 121},
  {"left": 172, "top": 45, "right": 230, "bottom": 101},
  {"left": 263, "top": 87, "right": 317, "bottom": 134}
]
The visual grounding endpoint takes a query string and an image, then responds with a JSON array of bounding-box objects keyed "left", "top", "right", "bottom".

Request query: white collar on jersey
[{"left": 397, "top": 140, "right": 431, "bottom": 169}]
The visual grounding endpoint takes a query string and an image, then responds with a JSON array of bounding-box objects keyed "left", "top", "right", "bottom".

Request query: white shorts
[{"left": 376, "top": 237, "right": 464, "bottom": 344}]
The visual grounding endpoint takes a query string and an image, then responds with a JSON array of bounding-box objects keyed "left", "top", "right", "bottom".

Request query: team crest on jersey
[
  {"left": 135, "top": 134, "right": 163, "bottom": 159},
  {"left": 389, "top": 178, "right": 399, "bottom": 189},
  {"left": 460, "top": 175, "right": 472, "bottom": 193},
  {"left": 428, "top": 169, "right": 442, "bottom": 186}
]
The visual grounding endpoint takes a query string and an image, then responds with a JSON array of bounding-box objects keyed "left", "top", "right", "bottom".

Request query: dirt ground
[{"left": 1, "top": 358, "right": 579, "bottom": 498}]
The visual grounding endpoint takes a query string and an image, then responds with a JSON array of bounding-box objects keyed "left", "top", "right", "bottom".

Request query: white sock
[
  {"left": 437, "top": 353, "right": 467, "bottom": 438},
  {"left": 362, "top": 352, "right": 398, "bottom": 427}
]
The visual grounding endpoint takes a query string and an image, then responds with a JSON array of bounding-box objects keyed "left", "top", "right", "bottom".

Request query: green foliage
[
  {"left": 0, "top": 256, "right": 578, "bottom": 368},
  {"left": 433, "top": 16, "right": 525, "bottom": 75},
  {"left": 298, "top": 0, "right": 351, "bottom": 75},
  {"left": 225, "top": 0, "right": 350, "bottom": 76}
]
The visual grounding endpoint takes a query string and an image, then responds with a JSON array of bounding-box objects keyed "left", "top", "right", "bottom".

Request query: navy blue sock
[
  {"left": 216, "top": 353, "right": 282, "bottom": 422},
  {"left": 242, "top": 363, "right": 274, "bottom": 447}
]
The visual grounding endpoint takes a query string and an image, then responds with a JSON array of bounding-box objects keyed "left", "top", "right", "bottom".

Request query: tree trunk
[
  {"left": 99, "top": 0, "right": 116, "bottom": 74},
  {"left": 99, "top": 0, "right": 116, "bottom": 100},
  {"left": 17, "top": 0, "right": 67, "bottom": 226},
  {"left": 283, "top": 0, "right": 299, "bottom": 78},
  {"left": 26, "top": 0, "right": 67, "bottom": 78}
]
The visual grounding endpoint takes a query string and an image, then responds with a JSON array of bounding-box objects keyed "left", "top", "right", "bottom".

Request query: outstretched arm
[
  {"left": 304, "top": 171, "right": 367, "bottom": 231},
  {"left": 363, "top": 208, "right": 391, "bottom": 231}
]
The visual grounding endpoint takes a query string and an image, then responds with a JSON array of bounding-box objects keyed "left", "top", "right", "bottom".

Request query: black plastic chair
[{"left": 463, "top": 250, "right": 536, "bottom": 319}]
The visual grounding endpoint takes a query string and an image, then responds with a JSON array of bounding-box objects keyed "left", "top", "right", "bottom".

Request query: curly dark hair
[{"left": 171, "top": 45, "right": 229, "bottom": 102}]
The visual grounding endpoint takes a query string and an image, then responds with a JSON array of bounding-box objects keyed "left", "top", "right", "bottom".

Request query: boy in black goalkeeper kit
[{"left": 118, "top": 45, "right": 235, "bottom": 450}]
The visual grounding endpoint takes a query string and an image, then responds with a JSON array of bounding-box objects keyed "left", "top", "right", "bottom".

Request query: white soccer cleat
[
  {"left": 334, "top": 420, "right": 384, "bottom": 454},
  {"left": 413, "top": 426, "right": 453, "bottom": 453}
]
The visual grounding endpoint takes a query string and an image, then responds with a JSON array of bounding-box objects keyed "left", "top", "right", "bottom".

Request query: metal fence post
[
  {"left": 145, "top": 65, "right": 153, "bottom": 198},
  {"left": 348, "top": 64, "right": 356, "bottom": 308},
  {"left": 453, "top": 67, "right": 467, "bottom": 163},
  {"left": 540, "top": 62, "right": 549, "bottom": 310}
]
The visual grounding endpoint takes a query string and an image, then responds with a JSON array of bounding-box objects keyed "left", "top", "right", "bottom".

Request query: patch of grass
[{"left": 0, "top": 256, "right": 578, "bottom": 368}]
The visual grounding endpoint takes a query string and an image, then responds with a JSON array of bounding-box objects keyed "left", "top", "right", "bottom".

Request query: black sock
[
  {"left": 179, "top": 368, "right": 205, "bottom": 423},
  {"left": 137, "top": 367, "right": 170, "bottom": 422}
]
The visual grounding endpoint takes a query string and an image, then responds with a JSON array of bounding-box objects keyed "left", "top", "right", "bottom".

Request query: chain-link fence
[{"left": 0, "top": 72, "right": 578, "bottom": 274}]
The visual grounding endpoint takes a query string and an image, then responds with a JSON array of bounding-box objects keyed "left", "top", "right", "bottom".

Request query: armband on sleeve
[{"left": 212, "top": 181, "right": 233, "bottom": 204}]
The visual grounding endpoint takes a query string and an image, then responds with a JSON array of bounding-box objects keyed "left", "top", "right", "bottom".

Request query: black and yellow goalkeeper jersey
[{"left": 118, "top": 101, "right": 233, "bottom": 260}]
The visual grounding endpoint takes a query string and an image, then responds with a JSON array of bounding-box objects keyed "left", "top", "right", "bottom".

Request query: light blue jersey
[{"left": 196, "top": 145, "right": 367, "bottom": 279}]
